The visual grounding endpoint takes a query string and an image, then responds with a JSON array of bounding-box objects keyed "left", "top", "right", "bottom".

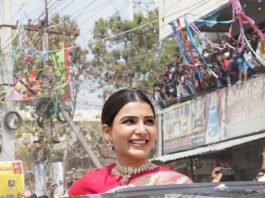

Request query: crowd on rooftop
[{"left": 153, "top": 32, "right": 265, "bottom": 108}]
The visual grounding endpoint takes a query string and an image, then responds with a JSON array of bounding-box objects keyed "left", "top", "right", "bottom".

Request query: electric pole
[
  {"left": 34, "top": 0, "right": 51, "bottom": 195},
  {"left": 0, "top": 0, "right": 15, "bottom": 161}
]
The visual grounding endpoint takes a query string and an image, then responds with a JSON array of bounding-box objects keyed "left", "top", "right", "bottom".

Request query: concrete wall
[{"left": 158, "top": 0, "right": 229, "bottom": 40}]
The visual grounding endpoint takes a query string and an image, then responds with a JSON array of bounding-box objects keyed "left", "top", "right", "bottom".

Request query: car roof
[{"left": 69, "top": 181, "right": 265, "bottom": 198}]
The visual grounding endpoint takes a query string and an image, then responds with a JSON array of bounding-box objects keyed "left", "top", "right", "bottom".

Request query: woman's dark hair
[
  {"left": 101, "top": 88, "right": 155, "bottom": 127},
  {"left": 255, "top": 168, "right": 265, "bottom": 176}
]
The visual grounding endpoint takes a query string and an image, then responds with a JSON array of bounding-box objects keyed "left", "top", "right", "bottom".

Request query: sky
[
  {"left": 11, "top": 0, "right": 134, "bottom": 110},
  {"left": 12, "top": 0, "right": 130, "bottom": 42}
]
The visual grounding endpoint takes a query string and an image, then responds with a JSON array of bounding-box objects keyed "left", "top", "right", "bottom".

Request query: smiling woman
[{"left": 66, "top": 89, "right": 192, "bottom": 196}]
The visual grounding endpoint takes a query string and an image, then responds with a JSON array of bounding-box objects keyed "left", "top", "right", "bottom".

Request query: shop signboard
[
  {"left": 161, "top": 75, "right": 265, "bottom": 154},
  {"left": 163, "top": 101, "right": 193, "bottom": 153},
  {"left": 224, "top": 75, "right": 265, "bottom": 139},
  {"left": 0, "top": 161, "right": 24, "bottom": 197},
  {"left": 204, "top": 89, "right": 225, "bottom": 144},
  {"left": 163, "top": 90, "right": 226, "bottom": 154}
]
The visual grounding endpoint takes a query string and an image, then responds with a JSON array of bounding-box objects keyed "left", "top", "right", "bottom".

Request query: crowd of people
[
  {"left": 211, "top": 166, "right": 265, "bottom": 183},
  {"left": 153, "top": 33, "right": 265, "bottom": 108}
]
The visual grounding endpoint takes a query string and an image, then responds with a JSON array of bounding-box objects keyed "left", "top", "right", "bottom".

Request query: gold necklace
[{"left": 112, "top": 161, "right": 156, "bottom": 185}]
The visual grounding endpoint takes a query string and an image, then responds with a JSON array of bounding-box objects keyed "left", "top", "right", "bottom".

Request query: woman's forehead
[{"left": 116, "top": 101, "right": 154, "bottom": 116}]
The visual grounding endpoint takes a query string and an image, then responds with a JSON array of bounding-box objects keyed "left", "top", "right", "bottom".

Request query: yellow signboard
[{"left": 0, "top": 161, "right": 25, "bottom": 197}]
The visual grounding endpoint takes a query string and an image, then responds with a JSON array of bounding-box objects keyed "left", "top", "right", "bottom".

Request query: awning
[{"left": 153, "top": 132, "right": 265, "bottom": 162}]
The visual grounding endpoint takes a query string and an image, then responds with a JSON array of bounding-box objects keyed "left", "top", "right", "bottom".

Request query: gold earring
[
  {"left": 153, "top": 140, "right": 156, "bottom": 148},
  {"left": 107, "top": 140, "right": 113, "bottom": 149}
]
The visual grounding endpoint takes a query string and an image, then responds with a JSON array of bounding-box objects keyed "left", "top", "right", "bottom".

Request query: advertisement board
[
  {"left": 204, "top": 90, "right": 225, "bottom": 144},
  {"left": 225, "top": 76, "right": 265, "bottom": 138},
  {"left": 163, "top": 101, "right": 193, "bottom": 153},
  {"left": 162, "top": 76, "right": 265, "bottom": 154},
  {"left": 0, "top": 161, "right": 25, "bottom": 197}
]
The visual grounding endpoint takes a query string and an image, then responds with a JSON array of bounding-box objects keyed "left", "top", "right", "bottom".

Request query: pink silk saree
[{"left": 67, "top": 163, "right": 192, "bottom": 196}]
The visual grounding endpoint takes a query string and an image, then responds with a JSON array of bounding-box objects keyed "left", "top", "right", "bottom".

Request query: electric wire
[
  {"left": 78, "top": 0, "right": 114, "bottom": 27},
  {"left": 26, "top": 0, "right": 48, "bottom": 24},
  {"left": 1, "top": 0, "right": 211, "bottom": 59},
  {"left": 12, "top": 0, "right": 28, "bottom": 19},
  {"left": 0, "top": 0, "right": 219, "bottom": 69},
  {"left": 61, "top": 0, "right": 210, "bottom": 51},
  {"left": 47, "top": 0, "right": 58, "bottom": 12},
  {"left": 3, "top": 0, "right": 212, "bottom": 61},
  {"left": 77, "top": 0, "right": 116, "bottom": 43},
  {"left": 71, "top": 0, "right": 98, "bottom": 21},
  {"left": 30, "top": 0, "right": 61, "bottom": 25},
  {"left": 54, "top": 0, "right": 76, "bottom": 14}
]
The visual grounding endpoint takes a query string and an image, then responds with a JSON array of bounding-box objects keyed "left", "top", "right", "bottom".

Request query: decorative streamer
[
  {"left": 169, "top": 17, "right": 220, "bottom": 78},
  {"left": 184, "top": 16, "right": 200, "bottom": 55},
  {"left": 1, "top": 22, "right": 21, "bottom": 49},
  {"left": 176, "top": 18, "right": 195, "bottom": 65},
  {"left": 230, "top": 0, "right": 265, "bottom": 44},
  {"left": 208, "top": 68, "right": 219, "bottom": 79},
  {"left": 184, "top": 16, "right": 211, "bottom": 68},
  {"left": 169, "top": 21, "right": 190, "bottom": 65},
  {"left": 0, "top": 23, "right": 70, "bottom": 101},
  {"left": 186, "top": 13, "right": 233, "bottom": 24},
  {"left": 244, "top": 35, "right": 265, "bottom": 65},
  {"left": 189, "top": 21, "right": 223, "bottom": 51}
]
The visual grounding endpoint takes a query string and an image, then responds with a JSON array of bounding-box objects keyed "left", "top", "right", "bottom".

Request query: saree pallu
[{"left": 67, "top": 163, "right": 192, "bottom": 196}]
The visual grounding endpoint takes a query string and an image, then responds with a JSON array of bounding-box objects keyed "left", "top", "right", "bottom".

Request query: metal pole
[
  {"left": 59, "top": 102, "right": 102, "bottom": 168},
  {"left": 190, "top": 157, "right": 194, "bottom": 182},
  {"left": 45, "top": 0, "right": 49, "bottom": 26},
  {"left": 157, "top": 111, "right": 163, "bottom": 157},
  {"left": 35, "top": 0, "right": 50, "bottom": 195}
]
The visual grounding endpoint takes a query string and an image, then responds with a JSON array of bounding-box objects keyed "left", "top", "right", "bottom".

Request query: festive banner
[
  {"left": 49, "top": 37, "right": 70, "bottom": 100},
  {"left": 0, "top": 161, "right": 25, "bottom": 197},
  {"left": 8, "top": 28, "right": 71, "bottom": 101},
  {"left": 64, "top": 38, "right": 70, "bottom": 101}
]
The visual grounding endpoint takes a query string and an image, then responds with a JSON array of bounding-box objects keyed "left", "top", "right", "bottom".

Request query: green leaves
[{"left": 88, "top": 9, "right": 163, "bottom": 93}]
